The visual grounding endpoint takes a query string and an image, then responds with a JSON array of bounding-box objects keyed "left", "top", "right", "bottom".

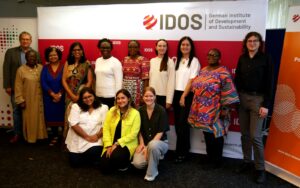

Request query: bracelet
[{"left": 114, "top": 142, "right": 119, "bottom": 146}]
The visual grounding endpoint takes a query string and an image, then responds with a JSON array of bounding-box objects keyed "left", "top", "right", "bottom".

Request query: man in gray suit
[{"left": 3, "top": 31, "right": 39, "bottom": 143}]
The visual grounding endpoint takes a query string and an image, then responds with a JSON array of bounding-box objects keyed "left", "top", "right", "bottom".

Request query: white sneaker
[{"left": 144, "top": 171, "right": 159, "bottom": 181}]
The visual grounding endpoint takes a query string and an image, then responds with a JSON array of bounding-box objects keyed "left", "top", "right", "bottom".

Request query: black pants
[
  {"left": 69, "top": 146, "right": 103, "bottom": 167},
  {"left": 156, "top": 95, "right": 166, "bottom": 109},
  {"left": 203, "top": 131, "right": 224, "bottom": 165},
  {"left": 173, "top": 90, "right": 193, "bottom": 157},
  {"left": 100, "top": 145, "right": 130, "bottom": 174},
  {"left": 98, "top": 97, "right": 115, "bottom": 109}
]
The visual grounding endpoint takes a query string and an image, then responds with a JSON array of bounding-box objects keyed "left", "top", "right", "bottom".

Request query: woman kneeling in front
[
  {"left": 65, "top": 87, "right": 108, "bottom": 167},
  {"left": 100, "top": 89, "right": 141, "bottom": 173},
  {"left": 132, "top": 87, "right": 169, "bottom": 181}
]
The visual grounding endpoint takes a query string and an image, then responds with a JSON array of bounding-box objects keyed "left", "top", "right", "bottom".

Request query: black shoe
[
  {"left": 255, "top": 170, "right": 266, "bottom": 184},
  {"left": 235, "top": 162, "right": 253, "bottom": 173}
]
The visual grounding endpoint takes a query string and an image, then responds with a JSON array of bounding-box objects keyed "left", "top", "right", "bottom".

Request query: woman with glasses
[
  {"left": 62, "top": 42, "right": 93, "bottom": 137},
  {"left": 95, "top": 38, "right": 123, "bottom": 108},
  {"left": 180, "top": 48, "right": 239, "bottom": 168},
  {"left": 62, "top": 42, "right": 93, "bottom": 106},
  {"left": 122, "top": 40, "right": 149, "bottom": 108},
  {"left": 235, "top": 32, "right": 273, "bottom": 184},
  {"left": 65, "top": 87, "right": 108, "bottom": 167}
]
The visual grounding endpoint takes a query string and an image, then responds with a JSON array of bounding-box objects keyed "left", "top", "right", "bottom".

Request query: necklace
[{"left": 72, "top": 63, "right": 79, "bottom": 74}]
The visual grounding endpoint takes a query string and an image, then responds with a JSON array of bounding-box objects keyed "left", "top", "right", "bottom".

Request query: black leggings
[
  {"left": 97, "top": 97, "right": 115, "bottom": 109},
  {"left": 69, "top": 146, "right": 103, "bottom": 167},
  {"left": 203, "top": 131, "right": 224, "bottom": 164},
  {"left": 100, "top": 145, "right": 130, "bottom": 174}
]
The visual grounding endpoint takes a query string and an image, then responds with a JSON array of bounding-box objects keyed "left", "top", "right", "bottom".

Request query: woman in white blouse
[
  {"left": 149, "top": 39, "right": 175, "bottom": 109},
  {"left": 173, "top": 36, "right": 200, "bottom": 163},
  {"left": 65, "top": 87, "right": 108, "bottom": 167},
  {"left": 95, "top": 38, "right": 123, "bottom": 108}
]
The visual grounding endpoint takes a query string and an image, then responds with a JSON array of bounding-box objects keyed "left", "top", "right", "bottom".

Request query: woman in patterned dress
[
  {"left": 122, "top": 40, "right": 150, "bottom": 108},
  {"left": 180, "top": 48, "right": 239, "bottom": 168},
  {"left": 62, "top": 42, "right": 93, "bottom": 137}
]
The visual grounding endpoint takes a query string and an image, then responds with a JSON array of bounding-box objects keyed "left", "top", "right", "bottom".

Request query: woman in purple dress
[{"left": 41, "top": 47, "right": 65, "bottom": 145}]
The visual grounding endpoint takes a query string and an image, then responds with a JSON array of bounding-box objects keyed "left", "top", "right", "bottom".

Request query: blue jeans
[
  {"left": 132, "top": 140, "right": 168, "bottom": 177},
  {"left": 11, "top": 93, "right": 23, "bottom": 136}
]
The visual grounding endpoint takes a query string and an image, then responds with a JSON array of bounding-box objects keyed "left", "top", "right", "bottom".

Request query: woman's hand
[
  {"left": 259, "top": 107, "right": 268, "bottom": 118},
  {"left": 111, "top": 142, "right": 118, "bottom": 153},
  {"left": 142, "top": 146, "right": 148, "bottom": 160},
  {"left": 52, "top": 93, "right": 62, "bottom": 103},
  {"left": 166, "top": 103, "right": 172, "bottom": 110},
  {"left": 71, "top": 95, "right": 79, "bottom": 102},
  {"left": 136, "top": 144, "right": 145, "bottom": 153},
  {"left": 179, "top": 95, "right": 185, "bottom": 107},
  {"left": 19, "top": 102, "right": 26, "bottom": 109},
  {"left": 86, "top": 134, "right": 99, "bottom": 143},
  {"left": 106, "top": 147, "right": 112, "bottom": 158}
]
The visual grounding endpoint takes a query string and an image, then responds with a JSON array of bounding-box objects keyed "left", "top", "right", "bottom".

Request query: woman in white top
[
  {"left": 173, "top": 36, "right": 200, "bottom": 163},
  {"left": 65, "top": 87, "right": 108, "bottom": 167},
  {"left": 149, "top": 39, "right": 175, "bottom": 109},
  {"left": 95, "top": 38, "right": 123, "bottom": 108}
]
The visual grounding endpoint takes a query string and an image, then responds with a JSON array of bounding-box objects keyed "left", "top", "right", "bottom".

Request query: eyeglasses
[
  {"left": 247, "top": 39, "right": 259, "bottom": 43},
  {"left": 83, "top": 95, "right": 93, "bottom": 100},
  {"left": 207, "top": 53, "right": 219, "bottom": 58}
]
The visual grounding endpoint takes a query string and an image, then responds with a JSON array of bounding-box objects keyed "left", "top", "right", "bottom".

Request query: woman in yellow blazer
[{"left": 100, "top": 89, "right": 141, "bottom": 173}]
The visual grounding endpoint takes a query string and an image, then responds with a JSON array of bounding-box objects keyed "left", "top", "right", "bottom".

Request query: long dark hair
[
  {"left": 155, "top": 39, "right": 169, "bottom": 72},
  {"left": 77, "top": 87, "right": 101, "bottom": 112},
  {"left": 242, "top": 31, "right": 264, "bottom": 54},
  {"left": 175, "top": 36, "right": 195, "bottom": 70},
  {"left": 67, "top": 42, "right": 87, "bottom": 65}
]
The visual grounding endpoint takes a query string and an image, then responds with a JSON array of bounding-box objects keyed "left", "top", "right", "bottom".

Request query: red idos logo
[
  {"left": 143, "top": 15, "right": 157, "bottom": 30},
  {"left": 292, "top": 14, "right": 300, "bottom": 22}
]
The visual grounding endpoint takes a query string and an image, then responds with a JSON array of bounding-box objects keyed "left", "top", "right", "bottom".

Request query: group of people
[{"left": 2, "top": 31, "right": 273, "bottom": 183}]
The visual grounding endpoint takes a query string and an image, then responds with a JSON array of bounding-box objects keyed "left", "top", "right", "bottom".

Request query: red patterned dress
[{"left": 122, "top": 56, "right": 150, "bottom": 107}]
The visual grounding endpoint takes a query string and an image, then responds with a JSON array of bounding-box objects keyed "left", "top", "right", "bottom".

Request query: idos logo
[
  {"left": 292, "top": 14, "right": 300, "bottom": 22},
  {"left": 143, "top": 14, "right": 203, "bottom": 30},
  {"left": 143, "top": 15, "right": 157, "bottom": 30}
]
